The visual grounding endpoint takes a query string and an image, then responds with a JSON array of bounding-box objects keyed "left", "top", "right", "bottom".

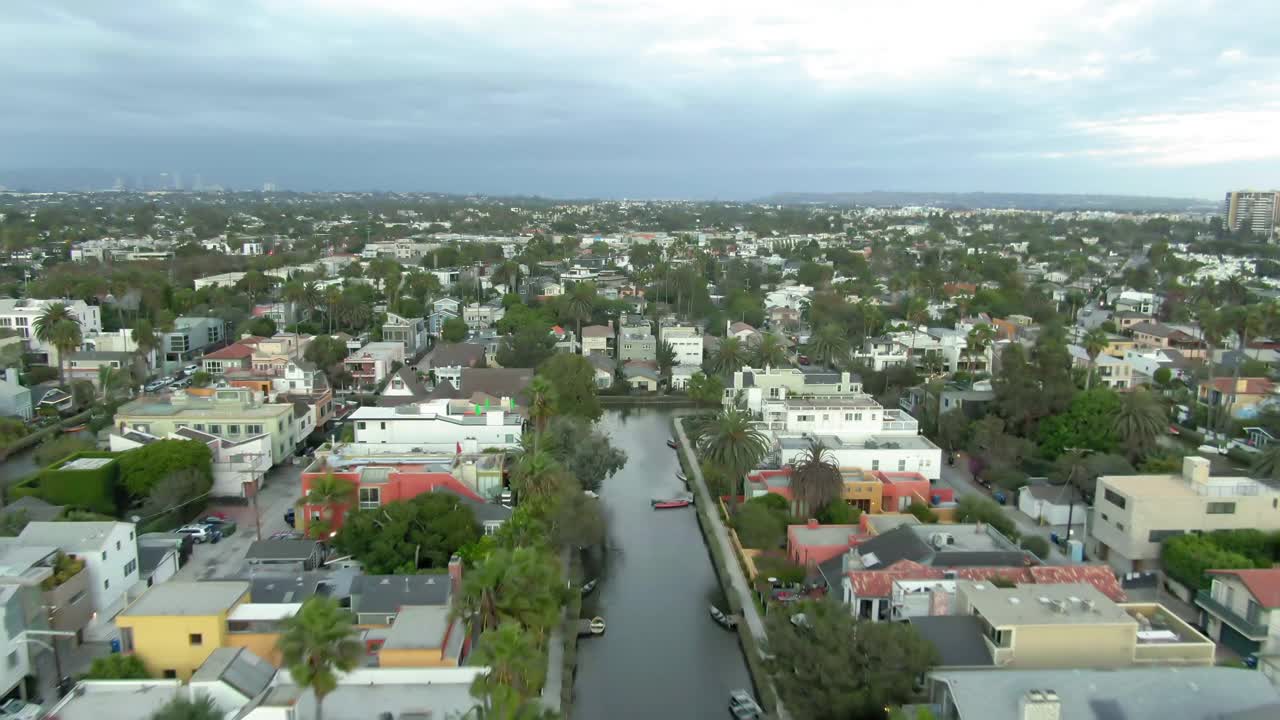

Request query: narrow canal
[{"left": 573, "top": 407, "right": 751, "bottom": 719}]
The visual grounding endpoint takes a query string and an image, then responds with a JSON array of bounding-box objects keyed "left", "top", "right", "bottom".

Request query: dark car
[{"left": 284, "top": 507, "right": 296, "bottom": 527}]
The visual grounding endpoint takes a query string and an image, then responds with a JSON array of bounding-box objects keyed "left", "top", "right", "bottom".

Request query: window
[
  {"left": 359, "top": 487, "right": 381, "bottom": 510},
  {"left": 380, "top": 422, "right": 387, "bottom": 430},
  {"left": 124, "top": 559, "right": 137, "bottom": 576},
  {"left": 1208, "top": 502, "right": 1236, "bottom": 515},
  {"left": 247, "top": 424, "right": 263, "bottom": 434},
  {"left": 1103, "top": 489, "right": 1127, "bottom": 509},
  {"left": 226, "top": 424, "right": 240, "bottom": 435},
  {"left": 194, "top": 424, "right": 205, "bottom": 431},
  {"left": 208, "top": 424, "right": 222, "bottom": 435},
  {"left": 189, "top": 633, "right": 203, "bottom": 646},
  {"left": 897, "top": 460, "right": 906, "bottom": 471},
  {"left": 484, "top": 521, "right": 501, "bottom": 536},
  {"left": 116, "top": 540, "right": 121, "bottom": 550},
  {"left": 163, "top": 670, "right": 177, "bottom": 679},
  {"left": 845, "top": 414, "right": 854, "bottom": 421},
  {"left": 1148, "top": 529, "right": 1183, "bottom": 543},
  {"left": 854, "top": 412, "right": 863, "bottom": 421},
  {"left": 104, "top": 579, "right": 109, "bottom": 590},
  {"left": 357, "top": 421, "right": 366, "bottom": 430},
  {"left": 101, "top": 551, "right": 107, "bottom": 561},
  {"left": 871, "top": 460, "right": 880, "bottom": 470},
  {"left": 68, "top": 590, "right": 86, "bottom": 605},
  {"left": 7, "top": 651, "right": 16, "bottom": 668}
]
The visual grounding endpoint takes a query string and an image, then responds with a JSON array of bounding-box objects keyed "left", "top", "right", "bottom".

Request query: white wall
[
  {"left": 780, "top": 445, "right": 941, "bottom": 481},
  {"left": 664, "top": 336, "right": 703, "bottom": 365},
  {"left": 81, "top": 523, "right": 141, "bottom": 639},
  {"left": 1018, "top": 488, "right": 1087, "bottom": 526},
  {"left": 353, "top": 412, "right": 521, "bottom": 450}
]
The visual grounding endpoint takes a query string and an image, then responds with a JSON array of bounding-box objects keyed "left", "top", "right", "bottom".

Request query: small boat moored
[
  {"left": 580, "top": 578, "right": 598, "bottom": 596},
  {"left": 709, "top": 604, "right": 738, "bottom": 630},
  {"left": 62, "top": 424, "right": 88, "bottom": 434},
  {"left": 651, "top": 496, "right": 692, "bottom": 509},
  {"left": 676, "top": 471, "right": 687, "bottom": 484},
  {"left": 666, "top": 438, "right": 679, "bottom": 449}
]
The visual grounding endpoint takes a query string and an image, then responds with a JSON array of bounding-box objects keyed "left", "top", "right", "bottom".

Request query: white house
[
  {"left": 659, "top": 325, "right": 704, "bottom": 366},
  {"left": 349, "top": 398, "right": 524, "bottom": 452},
  {"left": 1017, "top": 484, "right": 1088, "bottom": 526},
  {"left": 764, "top": 285, "right": 814, "bottom": 311},
  {"left": 192, "top": 272, "right": 247, "bottom": 291},
  {"left": 344, "top": 342, "right": 405, "bottom": 386},
  {"left": 0, "top": 368, "right": 33, "bottom": 420},
  {"left": 17, "top": 521, "right": 139, "bottom": 640},
  {"left": 767, "top": 396, "right": 942, "bottom": 480},
  {"left": 0, "top": 297, "right": 103, "bottom": 365},
  {"left": 670, "top": 365, "right": 700, "bottom": 390}
]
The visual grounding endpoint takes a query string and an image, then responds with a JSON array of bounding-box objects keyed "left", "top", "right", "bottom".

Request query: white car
[
  {"left": 184, "top": 363, "right": 200, "bottom": 374},
  {"left": 177, "top": 525, "right": 214, "bottom": 543},
  {"left": 0, "top": 699, "right": 41, "bottom": 720}
]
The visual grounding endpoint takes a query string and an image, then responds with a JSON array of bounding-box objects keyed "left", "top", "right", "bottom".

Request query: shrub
[
  {"left": 117, "top": 439, "right": 213, "bottom": 499},
  {"left": 0, "top": 418, "right": 28, "bottom": 446},
  {"left": 40, "top": 552, "right": 85, "bottom": 591},
  {"left": 733, "top": 501, "right": 787, "bottom": 549},
  {"left": 1020, "top": 536, "right": 1050, "bottom": 560},
  {"left": 906, "top": 502, "right": 939, "bottom": 524},
  {"left": 817, "top": 501, "right": 860, "bottom": 525},
  {"left": 753, "top": 551, "right": 806, "bottom": 585},
  {"left": 85, "top": 653, "right": 150, "bottom": 679},
  {"left": 1162, "top": 533, "right": 1257, "bottom": 590},
  {"left": 9, "top": 452, "right": 121, "bottom": 515},
  {"left": 955, "top": 495, "right": 1019, "bottom": 541},
  {"left": 747, "top": 493, "right": 790, "bottom": 512}
]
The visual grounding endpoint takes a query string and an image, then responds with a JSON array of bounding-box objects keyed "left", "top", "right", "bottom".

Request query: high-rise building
[{"left": 1223, "top": 190, "right": 1280, "bottom": 240}]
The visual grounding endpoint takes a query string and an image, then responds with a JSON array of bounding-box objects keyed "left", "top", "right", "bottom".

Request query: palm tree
[
  {"left": 148, "top": 693, "right": 221, "bottom": 720},
  {"left": 656, "top": 340, "right": 677, "bottom": 382},
  {"left": 790, "top": 438, "right": 843, "bottom": 518},
  {"left": 964, "top": 323, "right": 996, "bottom": 374},
  {"left": 511, "top": 449, "right": 564, "bottom": 501},
  {"left": 904, "top": 296, "right": 929, "bottom": 362},
  {"left": 1251, "top": 443, "right": 1280, "bottom": 482},
  {"left": 131, "top": 319, "right": 161, "bottom": 370},
  {"left": 455, "top": 547, "right": 563, "bottom": 638},
  {"left": 1221, "top": 305, "right": 1267, "bottom": 424},
  {"left": 1082, "top": 327, "right": 1109, "bottom": 390},
  {"left": 323, "top": 286, "right": 342, "bottom": 333},
  {"left": 564, "top": 283, "right": 596, "bottom": 354},
  {"left": 33, "top": 303, "right": 82, "bottom": 384},
  {"left": 806, "top": 324, "right": 850, "bottom": 368},
  {"left": 276, "top": 597, "right": 361, "bottom": 720},
  {"left": 297, "top": 472, "right": 356, "bottom": 538},
  {"left": 302, "top": 281, "right": 323, "bottom": 322},
  {"left": 468, "top": 622, "right": 546, "bottom": 702},
  {"left": 525, "top": 376, "right": 556, "bottom": 438},
  {"left": 1113, "top": 388, "right": 1166, "bottom": 462},
  {"left": 1197, "top": 304, "right": 1228, "bottom": 439},
  {"left": 690, "top": 406, "right": 771, "bottom": 512},
  {"left": 708, "top": 336, "right": 748, "bottom": 376},
  {"left": 753, "top": 332, "right": 788, "bottom": 368}
]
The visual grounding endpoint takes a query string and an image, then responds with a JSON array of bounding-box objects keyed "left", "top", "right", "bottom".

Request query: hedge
[{"left": 9, "top": 452, "right": 121, "bottom": 515}]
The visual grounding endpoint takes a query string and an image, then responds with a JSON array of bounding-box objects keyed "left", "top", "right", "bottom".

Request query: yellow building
[
  {"left": 224, "top": 602, "right": 298, "bottom": 666},
  {"left": 372, "top": 606, "right": 466, "bottom": 668},
  {"left": 116, "top": 581, "right": 250, "bottom": 680},
  {"left": 839, "top": 469, "right": 883, "bottom": 514}
]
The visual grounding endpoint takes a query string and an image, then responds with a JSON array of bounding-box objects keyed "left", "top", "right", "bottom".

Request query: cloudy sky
[{"left": 3, "top": 0, "right": 1278, "bottom": 198}]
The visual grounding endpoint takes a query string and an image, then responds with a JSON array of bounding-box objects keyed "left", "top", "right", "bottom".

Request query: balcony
[
  {"left": 881, "top": 410, "right": 919, "bottom": 434},
  {"left": 1196, "top": 590, "right": 1269, "bottom": 639}
]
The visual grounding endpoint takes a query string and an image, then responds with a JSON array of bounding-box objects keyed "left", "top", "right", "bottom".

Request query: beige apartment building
[
  {"left": 1087, "top": 456, "right": 1280, "bottom": 574},
  {"left": 113, "top": 387, "right": 298, "bottom": 465},
  {"left": 957, "top": 581, "right": 1213, "bottom": 669}
]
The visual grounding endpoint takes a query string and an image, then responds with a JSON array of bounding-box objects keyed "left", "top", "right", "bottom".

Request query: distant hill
[{"left": 762, "top": 191, "right": 1218, "bottom": 213}]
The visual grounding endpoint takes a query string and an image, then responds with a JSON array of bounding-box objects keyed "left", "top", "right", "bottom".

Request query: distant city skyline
[{"left": 3, "top": 1, "right": 1279, "bottom": 199}]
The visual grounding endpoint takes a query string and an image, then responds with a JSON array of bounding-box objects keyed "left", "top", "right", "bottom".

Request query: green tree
[
  {"left": 148, "top": 694, "right": 221, "bottom": 720},
  {"left": 1113, "top": 387, "right": 1166, "bottom": 462},
  {"left": 304, "top": 335, "right": 349, "bottom": 371},
  {"left": 1036, "top": 389, "right": 1121, "bottom": 459},
  {"left": 542, "top": 416, "right": 626, "bottom": 493},
  {"left": 443, "top": 317, "right": 471, "bottom": 343},
  {"left": 790, "top": 438, "right": 842, "bottom": 518},
  {"left": 765, "top": 600, "right": 937, "bottom": 720},
  {"left": 456, "top": 547, "right": 563, "bottom": 639},
  {"left": 539, "top": 354, "right": 602, "bottom": 421},
  {"left": 733, "top": 500, "right": 787, "bottom": 548},
  {"left": 656, "top": 340, "right": 677, "bottom": 380},
  {"left": 707, "top": 336, "right": 748, "bottom": 376},
  {"left": 807, "top": 324, "right": 851, "bottom": 368},
  {"left": 686, "top": 371, "right": 724, "bottom": 405},
  {"left": 468, "top": 622, "right": 546, "bottom": 703},
  {"left": 687, "top": 407, "right": 770, "bottom": 512},
  {"left": 118, "top": 439, "right": 214, "bottom": 499},
  {"left": 335, "top": 492, "right": 479, "bottom": 572},
  {"left": 562, "top": 282, "right": 597, "bottom": 354},
  {"left": 954, "top": 495, "right": 1018, "bottom": 540},
  {"left": 1020, "top": 536, "right": 1050, "bottom": 560},
  {"left": 245, "top": 316, "right": 277, "bottom": 337},
  {"left": 496, "top": 325, "right": 556, "bottom": 368},
  {"left": 1082, "top": 327, "right": 1110, "bottom": 390},
  {"left": 753, "top": 332, "right": 789, "bottom": 368},
  {"left": 298, "top": 472, "right": 357, "bottom": 538},
  {"left": 1162, "top": 533, "right": 1257, "bottom": 590},
  {"left": 131, "top": 319, "right": 161, "bottom": 370},
  {"left": 936, "top": 409, "right": 970, "bottom": 452},
  {"left": 86, "top": 653, "right": 150, "bottom": 679},
  {"left": 510, "top": 449, "right": 567, "bottom": 502},
  {"left": 277, "top": 597, "right": 362, "bottom": 720},
  {"left": 524, "top": 376, "right": 557, "bottom": 438},
  {"left": 188, "top": 370, "right": 212, "bottom": 388}
]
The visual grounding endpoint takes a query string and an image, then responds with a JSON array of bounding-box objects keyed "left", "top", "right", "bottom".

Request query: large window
[
  {"left": 1148, "top": 529, "right": 1183, "bottom": 543},
  {"left": 1207, "top": 502, "right": 1236, "bottom": 515},
  {"left": 358, "top": 487, "right": 380, "bottom": 510},
  {"left": 1103, "top": 489, "right": 1127, "bottom": 509}
]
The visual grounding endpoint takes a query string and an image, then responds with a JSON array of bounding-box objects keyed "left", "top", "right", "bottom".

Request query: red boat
[
  {"left": 666, "top": 439, "right": 679, "bottom": 449},
  {"left": 651, "top": 497, "right": 692, "bottom": 509}
]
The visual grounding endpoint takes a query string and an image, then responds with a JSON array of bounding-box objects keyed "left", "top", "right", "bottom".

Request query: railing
[{"left": 1196, "top": 590, "right": 1269, "bottom": 638}]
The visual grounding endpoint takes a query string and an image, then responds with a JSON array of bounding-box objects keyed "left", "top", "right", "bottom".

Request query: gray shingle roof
[
  {"left": 425, "top": 343, "right": 486, "bottom": 368},
  {"left": 246, "top": 539, "right": 319, "bottom": 561},
  {"left": 856, "top": 525, "right": 932, "bottom": 568},
  {"left": 351, "top": 574, "right": 451, "bottom": 613},
  {"left": 909, "top": 616, "right": 993, "bottom": 667},
  {"left": 191, "top": 647, "right": 275, "bottom": 699}
]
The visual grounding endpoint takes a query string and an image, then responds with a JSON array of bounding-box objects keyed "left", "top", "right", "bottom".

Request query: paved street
[{"left": 177, "top": 460, "right": 305, "bottom": 581}]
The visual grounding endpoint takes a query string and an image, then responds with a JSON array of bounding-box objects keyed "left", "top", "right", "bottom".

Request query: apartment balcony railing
[{"left": 1196, "top": 590, "right": 1269, "bottom": 639}]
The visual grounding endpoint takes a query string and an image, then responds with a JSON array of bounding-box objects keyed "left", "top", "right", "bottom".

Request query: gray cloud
[{"left": 3, "top": 0, "right": 1279, "bottom": 197}]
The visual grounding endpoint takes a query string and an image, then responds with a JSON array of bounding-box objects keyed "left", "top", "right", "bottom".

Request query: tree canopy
[
  {"left": 542, "top": 417, "right": 627, "bottom": 493},
  {"left": 335, "top": 492, "right": 481, "bottom": 573},
  {"left": 538, "top": 354, "right": 602, "bottom": 421}
]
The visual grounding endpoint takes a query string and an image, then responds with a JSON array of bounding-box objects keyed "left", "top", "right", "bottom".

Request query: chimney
[
  {"left": 448, "top": 554, "right": 464, "bottom": 598},
  {"left": 1020, "top": 690, "right": 1061, "bottom": 720},
  {"left": 806, "top": 518, "right": 819, "bottom": 530},
  {"left": 1182, "top": 455, "right": 1210, "bottom": 487},
  {"left": 928, "top": 583, "right": 952, "bottom": 616},
  {"left": 975, "top": 519, "right": 984, "bottom": 534}
]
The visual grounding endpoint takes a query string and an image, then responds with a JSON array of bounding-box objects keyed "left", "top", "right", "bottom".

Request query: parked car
[
  {"left": 284, "top": 507, "right": 296, "bottom": 527},
  {"left": 797, "top": 354, "right": 810, "bottom": 366},
  {"left": 184, "top": 363, "right": 200, "bottom": 374},
  {"left": 728, "top": 690, "right": 763, "bottom": 719},
  {"left": 270, "top": 530, "right": 303, "bottom": 540},
  {"left": 0, "top": 699, "right": 42, "bottom": 720},
  {"left": 177, "top": 525, "right": 216, "bottom": 543},
  {"left": 143, "top": 380, "right": 167, "bottom": 392},
  {"left": 201, "top": 516, "right": 236, "bottom": 535}
]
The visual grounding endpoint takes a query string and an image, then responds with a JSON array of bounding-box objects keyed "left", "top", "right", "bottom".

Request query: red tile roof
[
  {"left": 1205, "top": 377, "right": 1275, "bottom": 396},
  {"left": 1029, "top": 565, "right": 1127, "bottom": 602},
  {"left": 203, "top": 342, "right": 257, "bottom": 360},
  {"left": 846, "top": 560, "right": 1125, "bottom": 601},
  {"left": 1208, "top": 568, "right": 1280, "bottom": 607}
]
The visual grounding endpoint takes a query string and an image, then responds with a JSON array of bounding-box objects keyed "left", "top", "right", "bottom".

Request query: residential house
[
  {"left": 378, "top": 366, "right": 430, "bottom": 407},
  {"left": 623, "top": 361, "right": 660, "bottom": 391},
  {"left": 724, "top": 366, "right": 864, "bottom": 414},
  {"left": 0, "top": 298, "right": 102, "bottom": 365},
  {"left": 0, "top": 542, "right": 94, "bottom": 647},
  {"left": 1130, "top": 321, "right": 1207, "bottom": 360},
  {"left": 350, "top": 569, "right": 455, "bottom": 626},
  {"left": 0, "top": 368, "right": 32, "bottom": 420},
  {"left": 927, "top": 667, "right": 1280, "bottom": 720},
  {"left": 66, "top": 350, "right": 145, "bottom": 387},
  {"left": 374, "top": 605, "right": 468, "bottom": 668},
  {"left": 670, "top": 364, "right": 700, "bottom": 390},
  {"left": 347, "top": 398, "right": 523, "bottom": 452},
  {"left": 728, "top": 321, "right": 759, "bottom": 343},
  {"left": 766, "top": 305, "right": 801, "bottom": 329},
  {"left": 765, "top": 396, "right": 943, "bottom": 480},
  {"left": 1198, "top": 377, "right": 1276, "bottom": 418},
  {"left": 33, "top": 385, "right": 73, "bottom": 413},
  {"left": 17, "top": 521, "right": 139, "bottom": 640},
  {"left": 659, "top": 324, "right": 704, "bottom": 366},
  {"left": 952, "top": 580, "right": 1212, "bottom": 669},
  {"left": 851, "top": 336, "right": 910, "bottom": 371},
  {"left": 900, "top": 382, "right": 994, "bottom": 421},
  {"left": 113, "top": 387, "right": 299, "bottom": 465},
  {"left": 462, "top": 302, "right": 505, "bottom": 332},
  {"left": 428, "top": 298, "right": 462, "bottom": 337},
  {"left": 343, "top": 341, "right": 405, "bottom": 386},
  {"left": 251, "top": 301, "right": 300, "bottom": 327},
  {"left": 618, "top": 329, "right": 657, "bottom": 362},
  {"left": 80, "top": 329, "right": 158, "bottom": 368},
  {"left": 382, "top": 312, "right": 428, "bottom": 356},
  {"left": 110, "top": 427, "right": 273, "bottom": 498},
  {"left": 581, "top": 325, "right": 614, "bottom": 356},
  {"left": 458, "top": 367, "right": 533, "bottom": 402},
  {"left": 585, "top": 354, "right": 615, "bottom": 389},
  {"left": 1125, "top": 348, "right": 1190, "bottom": 384},
  {"left": 1113, "top": 310, "right": 1154, "bottom": 332},
  {"left": 0, "top": 581, "right": 51, "bottom": 704},
  {"left": 1017, "top": 484, "right": 1088, "bottom": 526},
  {"left": 1196, "top": 568, "right": 1280, "bottom": 675},
  {"left": 548, "top": 325, "right": 579, "bottom": 354},
  {"left": 201, "top": 341, "right": 258, "bottom": 375},
  {"left": 244, "top": 540, "right": 323, "bottom": 572},
  {"left": 116, "top": 581, "right": 251, "bottom": 679},
  {"left": 249, "top": 334, "right": 310, "bottom": 374},
  {"left": 162, "top": 317, "right": 226, "bottom": 370},
  {"left": 1087, "top": 456, "right": 1280, "bottom": 573},
  {"left": 1068, "top": 346, "right": 1135, "bottom": 390},
  {"left": 192, "top": 272, "right": 247, "bottom": 291},
  {"left": 418, "top": 343, "right": 486, "bottom": 389},
  {"left": 189, "top": 647, "right": 277, "bottom": 713},
  {"left": 1113, "top": 289, "right": 1161, "bottom": 315}
]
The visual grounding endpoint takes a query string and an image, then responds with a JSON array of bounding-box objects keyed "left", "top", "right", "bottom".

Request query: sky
[{"left": 3, "top": 0, "right": 1279, "bottom": 199}]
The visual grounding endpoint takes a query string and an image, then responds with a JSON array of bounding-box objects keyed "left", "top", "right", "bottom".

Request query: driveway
[{"left": 175, "top": 461, "right": 304, "bottom": 581}]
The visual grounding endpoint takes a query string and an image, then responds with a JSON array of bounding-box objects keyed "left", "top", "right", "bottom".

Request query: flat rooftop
[
  {"left": 776, "top": 433, "right": 938, "bottom": 451},
  {"left": 961, "top": 581, "right": 1133, "bottom": 627},
  {"left": 382, "top": 605, "right": 452, "bottom": 649},
  {"left": 1101, "top": 472, "right": 1276, "bottom": 498},
  {"left": 910, "top": 524, "right": 1016, "bottom": 554},
  {"left": 783, "top": 396, "right": 880, "bottom": 409},
  {"left": 122, "top": 581, "right": 249, "bottom": 617},
  {"left": 47, "top": 681, "right": 183, "bottom": 720}
]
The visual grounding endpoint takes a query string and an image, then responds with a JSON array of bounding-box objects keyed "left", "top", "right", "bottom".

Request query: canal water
[{"left": 573, "top": 407, "right": 751, "bottom": 719}]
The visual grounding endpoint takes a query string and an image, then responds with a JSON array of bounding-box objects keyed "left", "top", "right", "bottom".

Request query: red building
[
  {"left": 877, "top": 471, "right": 951, "bottom": 512},
  {"left": 301, "top": 460, "right": 487, "bottom": 532}
]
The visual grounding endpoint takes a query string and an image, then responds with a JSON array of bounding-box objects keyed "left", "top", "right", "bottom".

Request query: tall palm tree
[
  {"left": 564, "top": 283, "right": 596, "bottom": 354},
  {"left": 276, "top": 597, "right": 361, "bottom": 720},
  {"left": 790, "top": 438, "right": 843, "bottom": 518},
  {"left": 131, "top": 319, "right": 161, "bottom": 370},
  {"left": 297, "top": 472, "right": 356, "bottom": 538},
  {"left": 455, "top": 547, "right": 563, "bottom": 639},
  {"left": 1197, "top": 304, "right": 1228, "bottom": 438},
  {"left": 690, "top": 406, "right": 771, "bottom": 512},
  {"left": 656, "top": 340, "right": 677, "bottom": 382},
  {"left": 1113, "top": 388, "right": 1166, "bottom": 462},
  {"left": 302, "top": 281, "right": 323, "bottom": 322},
  {"left": 806, "top": 324, "right": 850, "bottom": 368},
  {"left": 1082, "top": 327, "right": 1109, "bottom": 390},
  {"left": 1221, "top": 305, "right": 1267, "bottom": 424},
  {"left": 1251, "top": 443, "right": 1280, "bottom": 482},
  {"left": 753, "top": 333, "right": 788, "bottom": 368},
  {"left": 525, "top": 376, "right": 556, "bottom": 438},
  {"left": 468, "top": 622, "right": 546, "bottom": 702},
  {"left": 511, "top": 449, "right": 564, "bottom": 501},
  {"left": 904, "top": 296, "right": 929, "bottom": 363},
  {"left": 33, "top": 303, "right": 82, "bottom": 384},
  {"left": 708, "top": 336, "right": 748, "bottom": 376},
  {"left": 964, "top": 323, "right": 996, "bottom": 374},
  {"left": 323, "top": 286, "right": 342, "bottom": 333}
]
